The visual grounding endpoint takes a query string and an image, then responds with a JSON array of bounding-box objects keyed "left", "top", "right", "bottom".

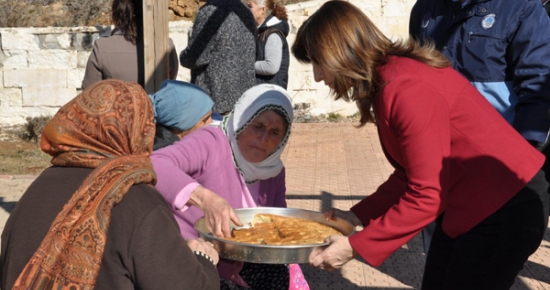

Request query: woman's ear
[{"left": 170, "top": 128, "right": 186, "bottom": 139}]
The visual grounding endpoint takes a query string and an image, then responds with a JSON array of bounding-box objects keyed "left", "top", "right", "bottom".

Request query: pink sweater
[{"left": 150, "top": 126, "right": 286, "bottom": 286}]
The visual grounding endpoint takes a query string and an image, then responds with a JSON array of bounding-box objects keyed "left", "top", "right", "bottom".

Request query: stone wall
[{"left": 0, "top": 0, "right": 415, "bottom": 125}]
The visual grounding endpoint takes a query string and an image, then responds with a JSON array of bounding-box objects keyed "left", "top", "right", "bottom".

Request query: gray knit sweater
[{"left": 180, "top": 0, "right": 257, "bottom": 114}]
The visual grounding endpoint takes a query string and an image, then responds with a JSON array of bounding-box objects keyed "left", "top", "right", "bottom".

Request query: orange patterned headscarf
[{"left": 13, "top": 80, "right": 157, "bottom": 289}]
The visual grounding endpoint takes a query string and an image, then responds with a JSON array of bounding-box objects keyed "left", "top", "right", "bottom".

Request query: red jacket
[{"left": 349, "top": 56, "right": 544, "bottom": 267}]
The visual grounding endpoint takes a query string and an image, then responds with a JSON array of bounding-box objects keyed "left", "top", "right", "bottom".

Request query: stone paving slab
[{"left": 1, "top": 123, "right": 550, "bottom": 289}]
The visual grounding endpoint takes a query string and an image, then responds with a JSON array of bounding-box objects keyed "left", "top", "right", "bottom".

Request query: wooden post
[{"left": 142, "top": 0, "right": 170, "bottom": 94}]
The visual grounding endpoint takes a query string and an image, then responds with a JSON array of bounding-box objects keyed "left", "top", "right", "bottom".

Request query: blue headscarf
[{"left": 149, "top": 80, "right": 214, "bottom": 131}]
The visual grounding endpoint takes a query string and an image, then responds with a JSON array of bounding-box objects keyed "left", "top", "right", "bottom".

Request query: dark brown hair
[
  {"left": 111, "top": 0, "right": 142, "bottom": 44},
  {"left": 292, "top": 0, "right": 450, "bottom": 125}
]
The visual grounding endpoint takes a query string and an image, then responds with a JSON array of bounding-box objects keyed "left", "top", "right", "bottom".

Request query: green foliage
[
  {"left": 19, "top": 116, "right": 52, "bottom": 143},
  {"left": 327, "top": 112, "right": 343, "bottom": 122}
]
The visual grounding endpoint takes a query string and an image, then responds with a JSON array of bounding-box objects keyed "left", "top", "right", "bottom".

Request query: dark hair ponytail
[{"left": 266, "top": 0, "right": 287, "bottom": 21}]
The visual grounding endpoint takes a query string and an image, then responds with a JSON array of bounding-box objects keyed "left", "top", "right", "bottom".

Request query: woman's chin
[{"left": 242, "top": 153, "right": 267, "bottom": 164}]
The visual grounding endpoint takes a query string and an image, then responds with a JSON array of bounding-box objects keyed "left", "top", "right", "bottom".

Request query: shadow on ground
[
  {"left": 0, "top": 197, "right": 16, "bottom": 214},
  {"left": 287, "top": 190, "right": 550, "bottom": 290}
]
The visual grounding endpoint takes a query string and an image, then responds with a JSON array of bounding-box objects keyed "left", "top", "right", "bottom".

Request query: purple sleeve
[
  {"left": 273, "top": 167, "right": 287, "bottom": 208},
  {"left": 151, "top": 127, "right": 225, "bottom": 210},
  {"left": 174, "top": 182, "right": 201, "bottom": 211}
]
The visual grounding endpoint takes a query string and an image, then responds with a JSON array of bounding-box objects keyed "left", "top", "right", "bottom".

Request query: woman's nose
[{"left": 258, "top": 130, "right": 268, "bottom": 143}]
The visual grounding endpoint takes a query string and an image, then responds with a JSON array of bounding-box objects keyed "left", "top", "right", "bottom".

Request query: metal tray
[{"left": 193, "top": 207, "right": 355, "bottom": 264}]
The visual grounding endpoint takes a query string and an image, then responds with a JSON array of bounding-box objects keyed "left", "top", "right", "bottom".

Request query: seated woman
[
  {"left": 149, "top": 80, "right": 214, "bottom": 150},
  {"left": 151, "top": 84, "right": 305, "bottom": 290},
  {"left": 0, "top": 80, "right": 220, "bottom": 290}
]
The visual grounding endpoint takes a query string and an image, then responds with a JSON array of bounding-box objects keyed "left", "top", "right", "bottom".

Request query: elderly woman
[
  {"left": 151, "top": 83, "right": 304, "bottom": 289},
  {"left": 0, "top": 80, "right": 220, "bottom": 290},
  {"left": 244, "top": 0, "right": 290, "bottom": 88},
  {"left": 149, "top": 80, "right": 214, "bottom": 150}
]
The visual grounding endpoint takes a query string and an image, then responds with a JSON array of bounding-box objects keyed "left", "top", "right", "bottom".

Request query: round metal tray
[{"left": 194, "top": 207, "right": 355, "bottom": 264}]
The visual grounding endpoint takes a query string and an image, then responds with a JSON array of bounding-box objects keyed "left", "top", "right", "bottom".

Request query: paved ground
[{"left": 1, "top": 123, "right": 550, "bottom": 289}]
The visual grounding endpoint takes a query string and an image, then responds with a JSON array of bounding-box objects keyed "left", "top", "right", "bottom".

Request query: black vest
[{"left": 256, "top": 27, "right": 289, "bottom": 89}]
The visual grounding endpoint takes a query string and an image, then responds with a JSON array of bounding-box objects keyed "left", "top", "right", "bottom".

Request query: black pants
[
  {"left": 220, "top": 263, "right": 289, "bottom": 290},
  {"left": 421, "top": 170, "right": 549, "bottom": 290}
]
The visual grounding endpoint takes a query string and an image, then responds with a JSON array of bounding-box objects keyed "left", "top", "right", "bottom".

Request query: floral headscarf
[{"left": 13, "top": 80, "right": 157, "bottom": 289}]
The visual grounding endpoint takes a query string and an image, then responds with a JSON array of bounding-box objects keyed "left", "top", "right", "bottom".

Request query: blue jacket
[{"left": 410, "top": 0, "right": 550, "bottom": 145}]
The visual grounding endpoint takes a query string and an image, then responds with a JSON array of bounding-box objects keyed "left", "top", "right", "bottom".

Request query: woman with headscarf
[
  {"left": 0, "top": 80, "right": 220, "bottom": 290},
  {"left": 151, "top": 83, "right": 306, "bottom": 289},
  {"left": 149, "top": 80, "right": 214, "bottom": 150}
]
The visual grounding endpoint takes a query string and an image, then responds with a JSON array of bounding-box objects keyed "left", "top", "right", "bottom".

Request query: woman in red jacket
[{"left": 292, "top": 1, "right": 548, "bottom": 289}]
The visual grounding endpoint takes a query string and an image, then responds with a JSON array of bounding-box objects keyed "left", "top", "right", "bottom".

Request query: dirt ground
[{"left": 0, "top": 126, "right": 51, "bottom": 176}]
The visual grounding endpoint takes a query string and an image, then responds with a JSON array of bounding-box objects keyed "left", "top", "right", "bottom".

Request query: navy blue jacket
[{"left": 410, "top": 0, "right": 550, "bottom": 145}]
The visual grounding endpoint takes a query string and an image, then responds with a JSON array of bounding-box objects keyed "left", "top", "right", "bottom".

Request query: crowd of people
[{"left": 2, "top": 0, "right": 550, "bottom": 289}]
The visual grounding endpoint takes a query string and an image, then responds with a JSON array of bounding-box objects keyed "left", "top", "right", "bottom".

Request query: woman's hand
[
  {"left": 187, "top": 238, "right": 219, "bottom": 265},
  {"left": 324, "top": 208, "right": 362, "bottom": 227},
  {"left": 188, "top": 186, "right": 243, "bottom": 237},
  {"left": 309, "top": 235, "right": 356, "bottom": 271}
]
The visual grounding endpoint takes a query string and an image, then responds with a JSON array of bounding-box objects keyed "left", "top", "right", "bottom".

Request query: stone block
[
  {"left": 39, "top": 34, "right": 63, "bottom": 49},
  {"left": 169, "top": 21, "right": 193, "bottom": 33},
  {"left": 4, "top": 69, "right": 67, "bottom": 88},
  {"left": 0, "top": 106, "right": 58, "bottom": 125},
  {"left": 68, "top": 68, "right": 85, "bottom": 89},
  {"left": 382, "top": 0, "right": 415, "bottom": 17},
  {"left": 1, "top": 31, "right": 40, "bottom": 51},
  {"left": 176, "top": 68, "right": 191, "bottom": 82},
  {"left": 68, "top": 51, "right": 77, "bottom": 68},
  {"left": 355, "top": 0, "right": 383, "bottom": 18},
  {"left": 169, "top": 33, "right": 186, "bottom": 55},
  {"left": 370, "top": 16, "right": 388, "bottom": 36},
  {"left": 77, "top": 51, "right": 91, "bottom": 68},
  {"left": 1, "top": 51, "right": 28, "bottom": 69},
  {"left": 58, "top": 33, "right": 72, "bottom": 49},
  {"left": 0, "top": 88, "right": 22, "bottom": 107},
  {"left": 73, "top": 32, "right": 98, "bottom": 51},
  {"left": 22, "top": 87, "right": 76, "bottom": 107},
  {"left": 0, "top": 107, "right": 27, "bottom": 124},
  {"left": 38, "top": 33, "right": 72, "bottom": 50},
  {"left": 385, "top": 16, "right": 410, "bottom": 39},
  {"left": 28, "top": 50, "right": 72, "bottom": 69},
  {"left": 0, "top": 70, "right": 2, "bottom": 87}
]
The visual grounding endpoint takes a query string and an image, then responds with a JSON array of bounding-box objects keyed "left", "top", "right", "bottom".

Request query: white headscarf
[{"left": 222, "top": 84, "right": 293, "bottom": 183}]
